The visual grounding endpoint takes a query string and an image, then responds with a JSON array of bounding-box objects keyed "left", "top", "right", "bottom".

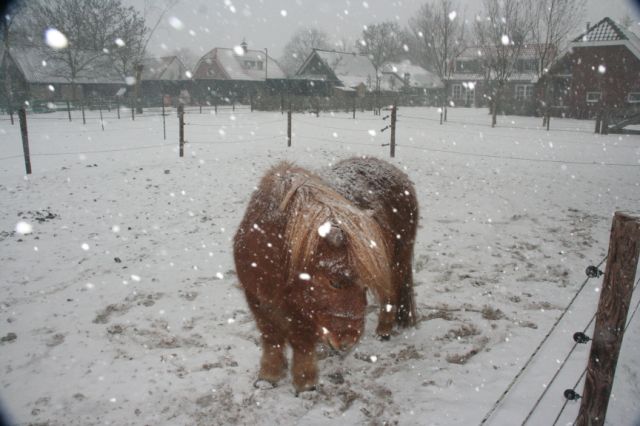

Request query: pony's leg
[
  {"left": 394, "top": 242, "right": 417, "bottom": 328},
  {"left": 255, "top": 315, "right": 288, "bottom": 385},
  {"left": 395, "top": 258, "right": 417, "bottom": 327},
  {"left": 375, "top": 294, "right": 398, "bottom": 339},
  {"left": 290, "top": 340, "right": 318, "bottom": 393},
  {"left": 377, "top": 233, "right": 418, "bottom": 336}
]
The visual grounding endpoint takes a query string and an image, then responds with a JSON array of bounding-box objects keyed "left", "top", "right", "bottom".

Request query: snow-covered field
[{"left": 0, "top": 106, "right": 638, "bottom": 425}]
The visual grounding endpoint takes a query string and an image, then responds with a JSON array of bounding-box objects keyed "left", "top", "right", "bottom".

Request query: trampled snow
[{"left": 0, "top": 106, "right": 638, "bottom": 425}]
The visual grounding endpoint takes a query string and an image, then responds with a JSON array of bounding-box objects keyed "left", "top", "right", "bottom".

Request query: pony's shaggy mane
[{"left": 278, "top": 173, "right": 392, "bottom": 301}]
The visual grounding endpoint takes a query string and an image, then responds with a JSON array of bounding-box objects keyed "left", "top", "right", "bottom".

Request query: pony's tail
[{"left": 395, "top": 268, "right": 417, "bottom": 328}]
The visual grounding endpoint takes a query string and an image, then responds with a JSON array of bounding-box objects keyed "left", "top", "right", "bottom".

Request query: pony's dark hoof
[
  {"left": 378, "top": 334, "right": 391, "bottom": 341},
  {"left": 294, "top": 385, "right": 317, "bottom": 397},
  {"left": 254, "top": 379, "right": 277, "bottom": 390}
]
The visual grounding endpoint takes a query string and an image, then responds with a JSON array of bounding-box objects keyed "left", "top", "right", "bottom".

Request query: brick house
[
  {"left": 542, "top": 17, "right": 640, "bottom": 119},
  {"left": 447, "top": 45, "right": 541, "bottom": 114}
]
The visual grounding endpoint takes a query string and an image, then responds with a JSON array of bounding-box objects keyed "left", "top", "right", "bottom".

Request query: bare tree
[
  {"left": 475, "top": 0, "right": 534, "bottom": 127},
  {"left": 280, "top": 27, "right": 330, "bottom": 75},
  {"left": 29, "top": 0, "right": 139, "bottom": 102},
  {"left": 531, "top": 0, "right": 585, "bottom": 78},
  {"left": 171, "top": 47, "right": 199, "bottom": 70},
  {"left": 109, "top": 6, "right": 148, "bottom": 78},
  {"left": 619, "top": 13, "right": 635, "bottom": 30},
  {"left": 2, "top": 10, "right": 18, "bottom": 119},
  {"left": 409, "top": 0, "right": 466, "bottom": 122},
  {"left": 2, "top": 2, "right": 45, "bottom": 119},
  {"left": 131, "top": 0, "right": 179, "bottom": 112},
  {"left": 357, "top": 21, "right": 405, "bottom": 90}
]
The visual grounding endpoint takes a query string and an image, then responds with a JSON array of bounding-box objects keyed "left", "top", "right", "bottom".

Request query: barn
[
  {"left": 0, "top": 45, "right": 125, "bottom": 111},
  {"left": 139, "top": 56, "right": 188, "bottom": 106},
  {"left": 191, "top": 41, "right": 287, "bottom": 105}
]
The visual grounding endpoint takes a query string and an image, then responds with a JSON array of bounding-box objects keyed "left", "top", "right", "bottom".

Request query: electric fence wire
[
  {"left": 522, "top": 257, "right": 612, "bottom": 424},
  {"left": 478, "top": 255, "right": 609, "bottom": 425},
  {"left": 551, "top": 272, "right": 640, "bottom": 426}
]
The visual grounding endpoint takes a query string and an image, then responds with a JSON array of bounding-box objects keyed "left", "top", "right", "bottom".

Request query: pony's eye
[{"left": 330, "top": 281, "right": 343, "bottom": 289}]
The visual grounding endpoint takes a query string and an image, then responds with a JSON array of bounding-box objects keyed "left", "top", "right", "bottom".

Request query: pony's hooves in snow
[
  {"left": 254, "top": 379, "right": 277, "bottom": 390},
  {"left": 294, "top": 385, "right": 317, "bottom": 397}
]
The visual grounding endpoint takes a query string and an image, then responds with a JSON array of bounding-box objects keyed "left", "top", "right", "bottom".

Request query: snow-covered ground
[{"left": 0, "top": 106, "right": 638, "bottom": 425}]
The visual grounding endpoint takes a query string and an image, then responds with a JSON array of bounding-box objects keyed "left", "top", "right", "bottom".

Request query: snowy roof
[
  {"left": 7, "top": 46, "right": 124, "bottom": 84},
  {"left": 381, "top": 60, "right": 444, "bottom": 89},
  {"left": 447, "top": 71, "right": 537, "bottom": 83},
  {"left": 571, "top": 17, "right": 640, "bottom": 60},
  {"left": 193, "top": 48, "right": 286, "bottom": 81},
  {"left": 141, "top": 56, "right": 186, "bottom": 81},
  {"left": 458, "top": 45, "right": 541, "bottom": 60},
  {"left": 312, "top": 50, "right": 377, "bottom": 89}
]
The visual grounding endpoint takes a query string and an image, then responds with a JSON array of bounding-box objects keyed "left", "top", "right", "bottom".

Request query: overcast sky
[{"left": 128, "top": 0, "right": 640, "bottom": 64}]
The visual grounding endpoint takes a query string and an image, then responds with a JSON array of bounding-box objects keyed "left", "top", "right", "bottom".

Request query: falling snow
[{"left": 44, "top": 28, "right": 68, "bottom": 49}]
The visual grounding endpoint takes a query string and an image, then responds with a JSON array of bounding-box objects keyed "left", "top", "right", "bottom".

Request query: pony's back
[{"left": 325, "top": 157, "right": 419, "bottom": 327}]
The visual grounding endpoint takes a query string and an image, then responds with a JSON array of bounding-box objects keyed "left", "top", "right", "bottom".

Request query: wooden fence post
[
  {"left": 390, "top": 104, "right": 397, "bottom": 158},
  {"left": 178, "top": 104, "right": 185, "bottom": 157},
  {"left": 546, "top": 108, "right": 551, "bottom": 131},
  {"left": 81, "top": 99, "right": 86, "bottom": 125},
  {"left": 18, "top": 107, "right": 32, "bottom": 175},
  {"left": 116, "top": 99, "right": 120, "bottom": 119},
  {"left": 353, "top": 97, "right": 356, "bottom": 119},
  {"left": 162, "top": 97, "right": 166, "bottom": 140},
  {"left": 576, "top": 212, "right": 640, "bottom": 426},
  {"left": 67, "top": 101, "right": 72, "bottom": 122},
  {"left": 287, "top": 103, "right": 292, "bottom": 147},
  {"left": 601, "top": 109, "right": 609, "bottom": 135},
  {"left": 99, "top": 99, "right": 104, "bottom": 131}
]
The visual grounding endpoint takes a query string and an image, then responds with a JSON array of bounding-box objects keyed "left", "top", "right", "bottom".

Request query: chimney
[{"left": 241, "top": 39, "right": 248, "bottom": 53}]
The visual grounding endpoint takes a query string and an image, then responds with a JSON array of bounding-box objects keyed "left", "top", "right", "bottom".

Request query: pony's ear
[{"left": 325, "top": 225, "right": 346, "bottom": 248}]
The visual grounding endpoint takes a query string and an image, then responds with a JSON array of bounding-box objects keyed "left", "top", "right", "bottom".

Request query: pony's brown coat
[{"left": 233, "top": 157, "right": 418, "bottom": 392}]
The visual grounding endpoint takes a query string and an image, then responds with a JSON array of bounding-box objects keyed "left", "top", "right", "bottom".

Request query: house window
[
  {"left": 627, "top": 92, "right": 640, "bottom": 103},
  {"left": 452, "top": 84, "right": 463, "bottom": 100},
  {"left": 515, "top": 84, "right": 533, "bottom": 100},
  {"left": 244, "top": 60, "right": 259, "bottom": 69},
  {"left": 257, "top": 61, "right": 263, "bottom": 70},
  {"left": 455, "top": 59, "right": 481, "bottom": 73},
  {"left": 516, "top": 59, "right": 538, "bottom": 73},
  {"left": 586, "top": 91, "right": 601, "bottom": 103},
  {"left": 389, "top": 76, "right": 397, "bottom": 90}
]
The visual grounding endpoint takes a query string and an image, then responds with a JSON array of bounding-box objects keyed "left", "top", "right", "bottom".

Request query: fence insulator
[
  {"left": 564, "top": 389, "right": 581, "bottom": 401},
  {"left": 585, "top": 265, "right": 604, "bottom": 278},
  {"left": 380, "top": 125, "right": 390, "bottom": 133},
  {"left": 382, "top": 115, "right": 390, "bottom": 120},
  {"left": 573, "top": 332, "right": 591, "bottom": 344}
]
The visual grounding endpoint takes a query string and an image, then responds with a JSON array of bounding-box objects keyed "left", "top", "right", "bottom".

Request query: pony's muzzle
[{"left": 323, "top": 331, "right": 359, "bottom": 355}]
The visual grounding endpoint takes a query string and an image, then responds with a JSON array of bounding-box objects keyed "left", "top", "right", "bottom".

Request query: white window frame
[
  {"left": 515, "top": 84, "right": 533, "bottom": 101},
  {"left": 627, "top": 92, "right": 640, "bottom": 103},
  {"left": 586, "top": 91, "right": 601, "bottom": 103},
  {"left": 452, "top": 84, "right": 463, "bottom": 101}
]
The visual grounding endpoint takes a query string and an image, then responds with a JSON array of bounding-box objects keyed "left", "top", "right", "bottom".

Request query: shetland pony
[{"left": 233, "top": 157, "right": 418, "bottom": 392}]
